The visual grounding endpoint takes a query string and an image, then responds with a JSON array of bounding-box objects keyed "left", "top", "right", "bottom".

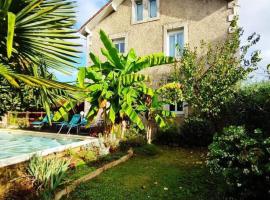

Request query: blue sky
[{"left": 56, "top": 0, "right": 270, "bottom": 82}]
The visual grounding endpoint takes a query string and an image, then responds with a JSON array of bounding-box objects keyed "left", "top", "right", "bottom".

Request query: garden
[{"left": 0, "top": 0, "right": 270, "bottom": 200}]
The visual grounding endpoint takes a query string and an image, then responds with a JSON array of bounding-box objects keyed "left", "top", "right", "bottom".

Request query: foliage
[
  {"left": 119, "top": 134, "right": 146, "bottom": 152},
  {"left": 79, "top": 150, "right": 97, "bottom": 163},
  {"left": 157, "top": 82, "right": 183, "bottom": 105},
  {"left": 54, "top": 30, "right": 174, "bottom": 134},
  {"left": 154, "top": 125, "right": 181, "bottom": 146},
  {"left": 66, "top": 147, "right": 228, "bottom": 200},
  {"left": 28, "top": 155, "right": 70, "bottom": 200},
  {"left": 219, "top": 81, "right": 270, "bottom": 133},
  {"left": 0, "top": 0, "right": 80, "bottom": 71},
  {"left": 207, "top": 126, "right": 270, "bottom": 199},
  {"left": 180, "top": 117, "right": 215, "bottom": 147},
  {"left": 0, "top": 0, "right": 81, "bottom": 120},
  {"left": 170, "top": 22, "right": 261, "bottom": 118},
  {"left": 0, "top": 79, "right": 42, "bottom": 116}
]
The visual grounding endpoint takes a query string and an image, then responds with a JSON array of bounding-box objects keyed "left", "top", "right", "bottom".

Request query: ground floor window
[
  {"left": 113, "top": 38, "right": 125, "bottom": 53},
  {"left": 169, "top": 101, "right": 184, "bottom": 113}
]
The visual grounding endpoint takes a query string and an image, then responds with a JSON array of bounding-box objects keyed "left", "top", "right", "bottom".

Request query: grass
[{"left": 65, "top": 146, "right": 227, "bottom": 200}]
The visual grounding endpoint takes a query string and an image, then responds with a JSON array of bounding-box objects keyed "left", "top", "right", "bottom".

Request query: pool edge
[{"left": 0, "top": 129, "right": 99, "bottom": 168}]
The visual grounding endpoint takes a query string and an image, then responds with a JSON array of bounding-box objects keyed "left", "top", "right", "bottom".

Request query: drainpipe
[{"left": 84, "top": 27, "right": 92, "bottom": 116}]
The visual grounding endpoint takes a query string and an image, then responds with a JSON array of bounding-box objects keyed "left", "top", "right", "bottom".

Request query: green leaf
[
  {"left": 99, "top": 30, "right": 123, "bottom": 69},
  {"left": 109, "top": 103, "right": 116, "bottom": 124},
  {"left": 16, "top": 0, "right": 43, "bottom": 21},
  {"left": 122, "top": 103, "right": 144, "bottom": 130},
  {"left": 77, "top": 67, "right": 86, "bottom": 88},
  {"left": 7, "top": 12, "right": 16, "bottom": 58},
  {"left": 2, "top": 0, "right": 13, "bottom": 11}
]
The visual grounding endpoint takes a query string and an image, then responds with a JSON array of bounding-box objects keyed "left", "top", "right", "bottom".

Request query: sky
[{"left": 56, "top": 0, "right": 270, "bottom": 82}]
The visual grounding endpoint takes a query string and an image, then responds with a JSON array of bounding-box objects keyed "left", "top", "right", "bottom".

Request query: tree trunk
[
  {"left": 146, "top": 122, "right": 153, "bottom": 144},
  {"left": 121, "top": 120, "right": 127, "bottom": 139}
]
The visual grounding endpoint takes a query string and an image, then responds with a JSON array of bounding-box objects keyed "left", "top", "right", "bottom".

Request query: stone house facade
[{"left": 79, "top": 0, "right": 238, "bottom": 121}]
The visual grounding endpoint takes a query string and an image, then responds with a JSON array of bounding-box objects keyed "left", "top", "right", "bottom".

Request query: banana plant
[
  {"left": 54, "top": 30, "right": 175, "bottom": 137},
  {"left": 137, "top": 93, "right": 176, "bottom": 144}
]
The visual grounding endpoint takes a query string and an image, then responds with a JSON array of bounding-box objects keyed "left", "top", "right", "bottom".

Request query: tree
[
  {"left": 0, "top": 0, "right": 81, "bottom": 120},
  {"left": 169, "top": 22, "right": 261, "bottom": 119},
  {"left": 54, "top": 30, "right": 175, "bottom": 140},
  {"left": 0, "top": 0, "right": 80, "bottom": 72}
]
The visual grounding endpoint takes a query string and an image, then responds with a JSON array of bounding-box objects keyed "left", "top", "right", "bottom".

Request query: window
[
  {"left": 135, "top": 0, "right": 143, "bottom": 21},
  {"left": 113, "top": 38, "right": 125, "bottom": 53},
  {"left": 149, "top": 0, "right": 157, "bottom": 18},
  {"left": 167, "top": 30, "right": 184, "bottom": 57},
  {"left": 169, "top": 101, "right": 184, "bottom": 113},
  {"left": 132, "top": 0, "right": 159, "bottom": 24}
]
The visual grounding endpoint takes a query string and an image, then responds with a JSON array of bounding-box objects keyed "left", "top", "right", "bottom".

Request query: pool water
[{"left": 0, "top": 131, "right": 81, "bottom": 160}]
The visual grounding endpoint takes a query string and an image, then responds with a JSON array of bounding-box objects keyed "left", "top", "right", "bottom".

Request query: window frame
[
  {"left": 163, "top": 22, "right": 188, "bottom": 58},
  {"left": 148, "top": 0, "right": 157, "bottom": 18},
  {"left": 131, "top": 0, "right": 160, "bottom": 24},
  {"left": 113, "top": 38, "right": 126, "bottom": 53},
  {"left": 135, "top": 0, "right": 143, "bottom": 22},
  {"left": 166, "top": 29, "right": 184, "bottom": 58},
  {"left": 169, "top": 101, "right": 185, "bottom": 114}
]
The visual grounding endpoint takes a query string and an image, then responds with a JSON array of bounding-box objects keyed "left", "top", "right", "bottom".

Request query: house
[{"left": 79, "top": 0, "right": 238, "bottom": 121}]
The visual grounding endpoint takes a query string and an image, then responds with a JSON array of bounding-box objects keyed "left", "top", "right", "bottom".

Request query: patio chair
[
  {"left": 31, "top": 114, "right": 53, "bottom": 129},
  {"left": 57, "top": 114, "right": 83, "bottom": 134}
]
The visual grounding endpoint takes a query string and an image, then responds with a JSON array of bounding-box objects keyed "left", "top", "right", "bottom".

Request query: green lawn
[{"left": 65, "top": 147, "right": 226, "bottom": 200}]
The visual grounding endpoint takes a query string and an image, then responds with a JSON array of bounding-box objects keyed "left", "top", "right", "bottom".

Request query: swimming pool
[{"left": 0, "top": 129, "right": 99, "bottom": 168}]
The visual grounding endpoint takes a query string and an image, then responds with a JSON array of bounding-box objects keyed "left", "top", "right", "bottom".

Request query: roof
[
  {"left": 79, "top": 0, "right": 235, "bottom": 36},
  {"left": 79, "top": 0, "right": 125, "bottom": 36}
]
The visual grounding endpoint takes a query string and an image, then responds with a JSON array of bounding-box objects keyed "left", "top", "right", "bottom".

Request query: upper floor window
[
  {"left": 132, "top": 0, "right": 159, "bottom": 24},
  {"left": 135, "top": 0, "right": 143, "bottom": 21},
  {"left": 149, "top": 0, "right": 157, "bottom": 18},
  {"left": 167, "top": 30, "right": 184, "bottom": 57},
  {"left": 113, "top": 38, "right": 125, "bottom": 53}
]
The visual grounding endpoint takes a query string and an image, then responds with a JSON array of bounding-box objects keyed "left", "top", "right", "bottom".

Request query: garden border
[{"left": 54, "top": 149, "right": 134, "bottom": 200}]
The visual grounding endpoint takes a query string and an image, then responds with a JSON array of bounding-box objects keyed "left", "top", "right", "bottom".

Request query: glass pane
[
  {"left": 149, "top": 0, "right": 157, "bottom": 18},
  {"left": 176, "top": 32, "right": 184, "bottom": 56},
  {"left": 176, "top": 102, "right": 183, "bottom": 111},
  {"left": 169, "top": 35, "right": 175, "bottom": 57},
  {"left": 136, "top": 1, "right": 143, "bottom": 21},
  {"left": 169, "top": 104, "right": 175, "bottom": 112},
  {"left": 119, "top": 42, "right": 125, "bottom": 53}
]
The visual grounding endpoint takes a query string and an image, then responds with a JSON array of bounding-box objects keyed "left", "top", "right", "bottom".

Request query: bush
[
  {"left": 180, "top": 117, "right": 215, "bottom": 147},
  {"left": 119, "top": 134, "right": 146, "bottom": 151},
  {"left": 207, "top": 126, "right": 270, "bottom": 199},
  {"left": 154, "top": 125, "right": 181, "bottom": 146},
  {"left": 28, "top": 156, "right": 70, "bottom": 200},
  {"left": 219, "top": 82, "right": 270, "bottom": 133}
]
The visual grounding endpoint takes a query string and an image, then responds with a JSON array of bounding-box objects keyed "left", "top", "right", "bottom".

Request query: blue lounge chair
[
  {"left": 57, "top": 114, "right": 82, "bottom": 134},
  {"left": 31, "top": 114, "right": 53, "bottom": 129}
]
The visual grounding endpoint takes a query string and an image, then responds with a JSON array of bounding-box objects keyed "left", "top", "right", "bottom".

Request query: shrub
[
  {"left": 207, "top": 126, "right": 270, "bottom": 199},
  {"left": 119, "top": 134, "right": 146, "bottom": 151},
  {"left": 80, "top": 150, "right": 97, "bottom": 163},
  {"left": 180, "top": 117, "right": 215, "bottom": 147},
  {"left": 28, "top": 156, "right": 70, "bottom": 200},
  {"left": 220, "top": 82, "right": 270, "bottom": 133},
  {"left": 154, "top": 125, "right": 181, "bottom": 146}
]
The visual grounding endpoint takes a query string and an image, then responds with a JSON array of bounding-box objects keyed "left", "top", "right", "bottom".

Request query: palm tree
[
  {"left": 0, "top": 0, "right": 81, "bottom": 121},
  {"left": 0, "top": 0, "right": 80, "bottom": 72}
]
